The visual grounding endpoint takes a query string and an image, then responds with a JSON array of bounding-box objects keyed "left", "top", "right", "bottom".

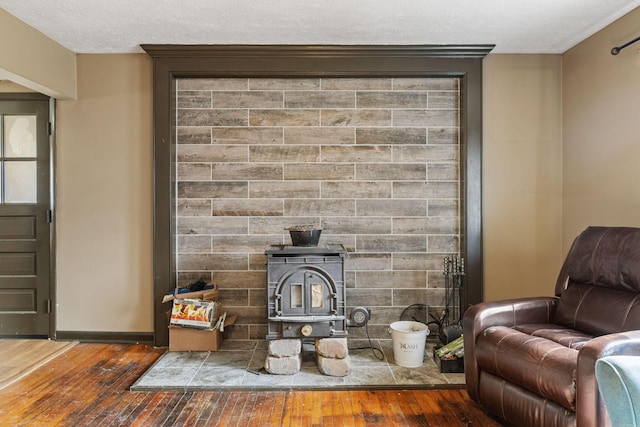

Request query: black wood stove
[{"left": 265, "top": 244, "right": 347, "bottom": 340}]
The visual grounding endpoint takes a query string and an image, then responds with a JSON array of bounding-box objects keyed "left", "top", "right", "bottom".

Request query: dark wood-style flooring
[{"left": 0, "top": 343, "right": 504, "bottom": 426}]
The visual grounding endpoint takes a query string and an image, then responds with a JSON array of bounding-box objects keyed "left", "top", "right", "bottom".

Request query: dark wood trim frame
[
  {"left": 48, "top": 97, "right": 57, "bottom": 340},
  {"left": 142, "top": 45, "right": 493, "bottom": 347}
]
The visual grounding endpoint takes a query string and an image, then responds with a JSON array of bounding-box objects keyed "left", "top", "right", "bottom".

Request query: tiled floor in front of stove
[{"left": 131, "top": 339, "right": 465, "bottom": 391}]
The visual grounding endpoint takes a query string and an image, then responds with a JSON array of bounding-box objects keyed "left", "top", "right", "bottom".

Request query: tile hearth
[{"left": 131, "top": 339, "right": 465, "bottom": 391}]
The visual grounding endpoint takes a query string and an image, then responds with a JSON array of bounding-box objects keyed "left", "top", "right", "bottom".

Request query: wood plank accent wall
[
  {"left": 143, "top": 45, "right": 493, "bottom": 347},
  {"left": 175, "top": 77, "right": 460, "bottom": 340}
]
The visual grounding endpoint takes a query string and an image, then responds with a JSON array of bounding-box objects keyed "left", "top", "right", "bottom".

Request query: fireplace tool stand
[
  {"left": 399, "top": 255, "right": 466, "bottom": 343},
  {"left": 438, "top": 255, "right": 465, "bottom": 344}
]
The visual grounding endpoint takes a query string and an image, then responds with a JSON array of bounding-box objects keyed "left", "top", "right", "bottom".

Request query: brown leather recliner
[{"left": 464, "top": 226, "right": 640, "bottom": 427}]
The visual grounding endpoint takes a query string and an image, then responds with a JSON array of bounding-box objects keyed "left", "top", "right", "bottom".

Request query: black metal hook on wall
[{"left": 611, "top": 35, "right": 640, "bottom": 55}]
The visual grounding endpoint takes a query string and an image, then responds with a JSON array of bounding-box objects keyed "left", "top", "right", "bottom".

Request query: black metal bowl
[{"left": 288, "top": 228, "right": 322, "bottom": 246}]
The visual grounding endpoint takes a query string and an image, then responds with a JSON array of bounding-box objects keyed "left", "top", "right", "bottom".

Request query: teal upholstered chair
[{"left": 595, "top": 356, "right": 640, "bottom": 426}]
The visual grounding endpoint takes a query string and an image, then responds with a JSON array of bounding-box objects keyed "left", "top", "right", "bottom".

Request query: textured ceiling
[{"left": 1, "top": 1, "right": 639, "bottom": 54}]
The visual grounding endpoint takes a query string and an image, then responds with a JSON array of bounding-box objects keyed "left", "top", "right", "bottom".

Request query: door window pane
[
  {"left": 5, "top": 161, "right": 36, "bottom": 203},
  {"left": 311, "top": 283, "right": 324, "bottom": 308},
  {"left": 4, "top": 115, "right": 37, "bottom": 158},
  {"left": 291, "top": 283, "right": 303, "bottom": 308}
]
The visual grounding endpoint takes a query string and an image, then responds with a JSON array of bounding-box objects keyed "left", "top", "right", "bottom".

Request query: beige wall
[
  {"left": 45, "top": 5, "right": 640, "bottom": 332},
  {"left": 482, "top": 54, "right": 564, "bottom": 300},
  {"left": 1, "top": 52, "right": 563, "bottom": 333},
  {"left": 56, "top": 54, "right": 153, "bottom": 332},
  {"left": 6, "top": 15, "right": 631, "bottom": 332},
  {"left": 0, "top": 80, "right": 34, "bottom": 92},
  {"left": 0, "top": 8, "right": 76, "bottom": 99},
  {"left": 563, "top": 7, "right": 640, "bottom": 251}
]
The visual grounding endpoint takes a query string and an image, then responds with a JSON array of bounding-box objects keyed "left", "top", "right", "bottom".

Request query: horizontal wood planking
[{"left": 176, "top": 77, "right": 461, "bottom": 339}]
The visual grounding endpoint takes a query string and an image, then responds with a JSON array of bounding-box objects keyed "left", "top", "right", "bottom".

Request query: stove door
[{"left": 278, "top": 266, "right": 336, "bottom": 316}]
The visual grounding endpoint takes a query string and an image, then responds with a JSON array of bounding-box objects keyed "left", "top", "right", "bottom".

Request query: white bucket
[{"left": 389, "top": 321, "right": 429, "bottom": 368}]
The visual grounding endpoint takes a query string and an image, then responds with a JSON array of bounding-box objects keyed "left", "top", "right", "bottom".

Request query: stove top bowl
[{"left": 288, "top": 228, "right": 322, "bottom": 246}]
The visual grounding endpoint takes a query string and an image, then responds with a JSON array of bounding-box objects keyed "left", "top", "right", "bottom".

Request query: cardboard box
[
  {"left": 169, "top": 314, "right": 237, "bottom": 352},
  {"left": 162, "top": 287, "right": 218, "bottom": 304},
  {"left": 170, "top": 299, "right": 220, "bottom": 329},
  {"left": 433, "top": 346, "right": 464, "bottom": 373}
]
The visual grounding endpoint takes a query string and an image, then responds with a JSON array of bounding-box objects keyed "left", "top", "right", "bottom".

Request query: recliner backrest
[
  {"left": 555, "top": 226, "right": 640, "bottom": 295},
  {"left": 553, "top": 226, "right": 640, "bottom": 336}
]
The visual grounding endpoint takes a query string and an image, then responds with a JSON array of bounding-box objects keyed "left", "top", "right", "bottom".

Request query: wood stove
[{"left": 265, "top": 244, "right": 347, "bottom": 340}]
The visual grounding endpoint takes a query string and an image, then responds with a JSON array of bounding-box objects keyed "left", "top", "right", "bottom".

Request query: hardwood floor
[
  {"left": 0, "top": 343, "right": 504, "bottom": 426},
  {"left": 0, "top": 339, "right": 76, "bottom": 390}
]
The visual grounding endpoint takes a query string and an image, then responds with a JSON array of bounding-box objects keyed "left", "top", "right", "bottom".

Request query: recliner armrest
[
  {"left": 576, "top": 330, "right": 640, "bottom": 427},
  {"left": 463, "top": 297, "right": 558, "bottom": 401}
]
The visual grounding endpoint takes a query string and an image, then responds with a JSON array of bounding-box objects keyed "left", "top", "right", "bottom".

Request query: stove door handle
[{"left": 275, "top": 293, "right": 282, "bottom": 315}]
